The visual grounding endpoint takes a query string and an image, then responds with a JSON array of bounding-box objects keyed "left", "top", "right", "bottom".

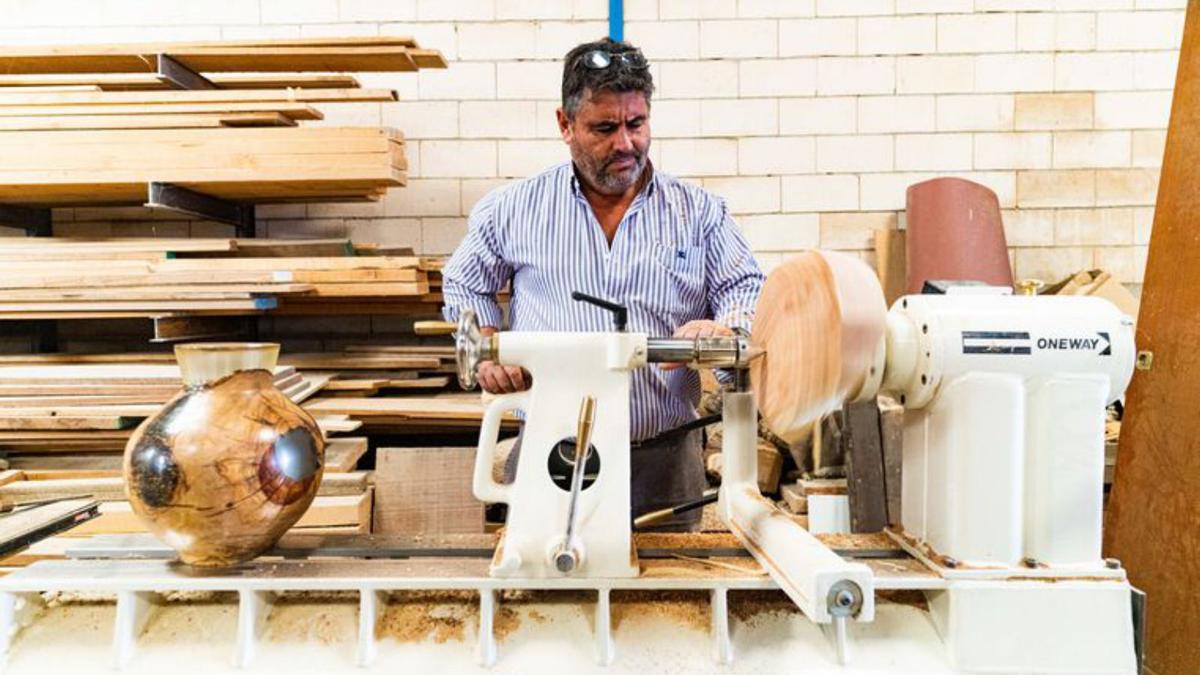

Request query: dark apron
[{"left": 503, "top": 426, "right": 707, "bottom": 532}]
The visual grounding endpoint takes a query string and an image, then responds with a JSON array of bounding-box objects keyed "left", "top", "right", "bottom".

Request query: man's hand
[
  {"left": 478, "top": 360, "right": 532, "bottom": 394},
  {"left": 661, "top": 320, "right": 734, "bottom": 370}
]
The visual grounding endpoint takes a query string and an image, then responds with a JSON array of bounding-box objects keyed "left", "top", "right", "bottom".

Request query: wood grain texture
[
  {"left": 123, "top": 369, "right": 325, "bottom": 566},
  {"left": 1104, "top": 6, "right": 1200, "bottom": 674},
  {"left": 372, "top": 447, "right": 485, "bottom": 535},
  {"left": 750, "top": 251, "right": 888, "bottom": 444}
]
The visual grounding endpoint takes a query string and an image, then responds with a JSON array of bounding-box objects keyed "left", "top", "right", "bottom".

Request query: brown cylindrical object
[{"left": 905, "top": 177, "right": 1014, "bottom": 294}]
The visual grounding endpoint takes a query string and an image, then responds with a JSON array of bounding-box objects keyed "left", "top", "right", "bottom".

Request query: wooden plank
[
  {"left": 0, "top": 88, "right": 396, "bottom": 107},
  {"left": 304, "top": 396, "right": 489, "bottom": 422},
  {"left": 324, "top": 437, "right": 368, "bottom": 473},
  {"left": 0, "top": 472, "right": 369, "bottom": 503},
  {"left": 0, "top": 101, "right": 323, "bottom": 118},
  {"left": 0, "top": 417, "right": 136, "bottom": 431},
  {"left": 281, "top": 354, "right": 440, "bottom": 370},
  {"left": 874, "top": 228, "right": 907, "bottom": 308},
  {"left": 0, "top": 111, "right": 295, "bottom": 131},
  {"left": 878, "top": 396, "right": 904, "bottom": 529},
  {"left": 1104, "top": 6, "right": 1200, "bottom": 674},
  {"left": 0, "top": 45, "right": 422, "bottom": 74},
  {"left": 372, "top": 447, "right": 485, "bottom": 535},
  {"left": 0, "top": 125, "right": 402, "bottom": 145},
  {"left": 843, "top": 400, "right": 887, "bottom": 533},
  {"left": 0, "top": 73, "right": 362, "bottom": 90},
  {"left": 0, "top": 283, "right": 312, "bottom": 301},
  {"left": 68, "top": 492, "right": 371, "bottom": 536},
  {"left": 0, "top": 363, "right": 294, "bottom": 383}
]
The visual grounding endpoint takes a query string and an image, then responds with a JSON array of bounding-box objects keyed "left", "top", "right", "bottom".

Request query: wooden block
[
  {"left": 843, "top": 399, "right": 887, "bottom": 533},
  {"left": 796, "top": 477, "right": 847, "bottom": 496},
  {"left": 372, "top": 447, "right": 485, "bottom": 535},
  {"left": 323, "top": 437, "right": 368, "bottom": 473},
  {"left": 874, "top": 228, "right": 907, "bottom": 307},
  {"left": 781, "top": 482, "right": 808, "bottom": 514},
  {"left": 757, "top": 440, "right": 784, "bottom": 494},
  {"left": 878, "top": 396, "right": 904, "bottom": 528}
]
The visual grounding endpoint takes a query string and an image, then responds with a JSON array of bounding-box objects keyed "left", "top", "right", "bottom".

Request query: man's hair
[{"left": 561, "top": 37, "right": 654, "bottom": 120}]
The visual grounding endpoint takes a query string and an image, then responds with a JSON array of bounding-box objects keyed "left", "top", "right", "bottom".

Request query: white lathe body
[{"left": 459, "top": 253, "right": 1140, "bottom": 673}]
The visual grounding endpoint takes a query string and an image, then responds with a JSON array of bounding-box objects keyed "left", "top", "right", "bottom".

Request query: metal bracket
[
  {"left": 0, "top": 204, "right": 51, "bottom": 236},
  {"left": 145, "top": 182, "right": 255, "bottom": 237},
  {"left": 155, "top": 53, "right": 217, "bottom": 90}
]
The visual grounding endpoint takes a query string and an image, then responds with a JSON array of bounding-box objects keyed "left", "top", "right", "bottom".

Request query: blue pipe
[{"left": 609, "top": 0, "right": 623, "bottom": 41}]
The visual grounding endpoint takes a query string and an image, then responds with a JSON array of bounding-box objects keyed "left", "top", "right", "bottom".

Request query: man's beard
[{"left": 573, "top": 145, "right": 648, "bottom": 195}]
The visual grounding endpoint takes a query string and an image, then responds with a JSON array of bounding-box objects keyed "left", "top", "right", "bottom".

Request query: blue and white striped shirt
[{"left": 442, "top": 161, "right": 765, "bottom": 441}]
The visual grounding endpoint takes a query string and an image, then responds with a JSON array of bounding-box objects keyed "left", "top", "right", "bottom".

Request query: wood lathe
[
  {"left": 451, "top": 249, "right": 1139, "bottom": 673},
  {"left": 0, "top": 249, "right": 1140, "bottom": 673}
]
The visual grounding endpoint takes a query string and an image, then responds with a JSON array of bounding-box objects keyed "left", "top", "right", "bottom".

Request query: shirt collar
[{"left": 568, "top": 160, "right": 657, "bottom": 203}]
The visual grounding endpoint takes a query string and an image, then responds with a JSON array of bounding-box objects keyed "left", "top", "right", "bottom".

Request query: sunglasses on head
[{"left": 577, "top": 48, "right": 649, "bottom": 71}]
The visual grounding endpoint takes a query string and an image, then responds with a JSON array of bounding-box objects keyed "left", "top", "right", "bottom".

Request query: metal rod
[
  {"left": 633, "top": 488, "right": 718, "bottom": 529},
  {"left": 646, "top": 336, "right": 762, "bottom": 369},
  {"left": 555, "top": 396, "right": 596, "bottom": 573}
]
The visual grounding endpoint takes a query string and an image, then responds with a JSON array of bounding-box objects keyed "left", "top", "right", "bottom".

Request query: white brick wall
[{"left": 4, "top": 0, "right": 1185, "bottom": 288}]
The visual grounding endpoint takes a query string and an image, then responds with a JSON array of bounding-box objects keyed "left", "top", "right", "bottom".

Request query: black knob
[{"left": 571, "top": 291, "right": 628, "bottom": 332}]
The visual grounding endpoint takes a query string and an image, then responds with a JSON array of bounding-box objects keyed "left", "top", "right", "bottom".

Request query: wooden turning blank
[{"left": 750, "top": 251, "right": 887, "bottom": 444}]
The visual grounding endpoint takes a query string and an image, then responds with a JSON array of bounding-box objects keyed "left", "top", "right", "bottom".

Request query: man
[{"left": 442, "top": 38, "right": 764, "bottom": 531}]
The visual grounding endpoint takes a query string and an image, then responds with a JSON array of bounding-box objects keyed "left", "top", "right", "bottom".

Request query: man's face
[{"left": 558, "top": 89, "right": 651, "bottom": 196}]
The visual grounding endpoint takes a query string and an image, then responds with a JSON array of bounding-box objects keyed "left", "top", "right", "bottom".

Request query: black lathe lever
[{"left": 571, "top": 291, "right": 629, "bottom": 332}]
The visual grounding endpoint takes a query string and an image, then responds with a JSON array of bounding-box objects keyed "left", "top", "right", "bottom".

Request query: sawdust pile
[
  {"left": 42, "top": 591, "right": 117, "bottom": 607},
  {"left": 141, "top": 591, "right": 238, "bottom": 645},
  {"left": 729, "top": 590, "right": 802, "bottom": 625},
  {"left": 263, "top": 591, "right": 358, "bottom": 645},
  {"left": 610, "top": 590, "right": 709, "bottom": 632},
  {"left": 376, "top": 590, "right": 478, "bottom": 644}
]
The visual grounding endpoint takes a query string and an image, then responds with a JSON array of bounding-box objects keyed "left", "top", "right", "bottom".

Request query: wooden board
[
  {"left": 1104, "top": 6, "right": 1200, "bottom": 674},
  {"left": 842, "top": 399, "right": 887, "bottom": 534},
  {"left": 68, "top": 492, "right": 372, "bottom": 536},
  {"left": 0, "top": 101, "right": 323, "bottom": 119},
  {"left": 0, "top": 45, "right": 423, "bottom": 74},
  {"left": 0, "top": 88, "right": 396, "bottom": 107},
  {"left": 0, "top": 111, "right": 296, "bottom": 131},
  {"left": 0, "top": 471, "right": 369, "bottom": 503},
  {"left": 0, "top": 73, "right": 362, "bottom": 90},
  {"left": 878, "top": 396, "right": 904, "bottom": 528},
  {"left": 372, "top": 447, "right": 485, "bottom": 535},
  {"left": 874, "top": 228, "right": 907, "bottom": 308},
  {"left": 304, "top": 395, "right": 490, "bottom": 422}
]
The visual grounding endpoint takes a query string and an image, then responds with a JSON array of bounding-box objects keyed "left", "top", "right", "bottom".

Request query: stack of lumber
[
  {"left": 0, "top": 237, "right": 442, "bottom": 319},
  {"left": 0, "top": 447, "right": 375, "bottom": 567},
  {"left": 0, "top": 347, "right": 471, "bottom": 452},
  {"left": 0, "top": 126, "right": 406, "bottom": 205},
  {"left": 0, "top": 36, "right": 446, "bottom": 75},
  {"left": 0, "top": 36, "right": 444, "bottom": 207},
  {"left": 0, "top": 362, "right": 326, "bottom": 433}
]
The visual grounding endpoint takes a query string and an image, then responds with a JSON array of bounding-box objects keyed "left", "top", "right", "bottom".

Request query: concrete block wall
[{"left": 0, "top": 0, "right": 1185, "bottom": 292}]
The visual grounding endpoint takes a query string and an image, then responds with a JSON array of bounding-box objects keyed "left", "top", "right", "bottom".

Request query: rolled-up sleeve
[
  {"left": 441, "top": 192, "right": 511, "bottom": 328},
  {"left": 705, "top": 201, "right": 765, "bottom": 333}
]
